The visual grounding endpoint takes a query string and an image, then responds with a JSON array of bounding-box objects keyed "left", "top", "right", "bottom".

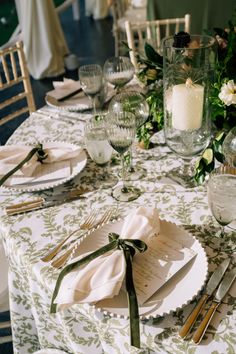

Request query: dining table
[{"left": 0, "top": 82, "right": 235, "bottom": 354}]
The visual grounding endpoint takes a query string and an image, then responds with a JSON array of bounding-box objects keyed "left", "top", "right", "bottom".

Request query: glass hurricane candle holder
[{"left": 163, "top": 34, "right": 217, "bottom": 187}]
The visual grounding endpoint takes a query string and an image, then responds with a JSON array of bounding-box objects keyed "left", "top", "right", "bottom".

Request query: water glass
[
  {"left": 84, "top": 116, "right": 118, "bottom": 189},
  {"left": 84, "top": 116, "right": 113, "bottom": 166},
  {"left": 207, "top": 165, "right": 236, "bottom": 235}
]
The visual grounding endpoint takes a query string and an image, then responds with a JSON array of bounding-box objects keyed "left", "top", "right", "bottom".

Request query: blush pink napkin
[
  {"left": 0, "top": 142, "right": 82, "bottom": 178},
  {"left": 47, "top": 78, "right": 81, "bottom": 101},
  {"left": 54, "top": 207, "right": 160, "bottom": 311}
]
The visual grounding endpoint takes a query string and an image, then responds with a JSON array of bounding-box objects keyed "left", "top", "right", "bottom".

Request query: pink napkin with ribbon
[
  {"left": 0, "top": 142, "right": 83, "bottom": 185},
  {"left": 47, "top": 78, "right": 81, "bottom": 101},
  {"left": 54, "top": 207, "right": 160, "bottom": 310}
]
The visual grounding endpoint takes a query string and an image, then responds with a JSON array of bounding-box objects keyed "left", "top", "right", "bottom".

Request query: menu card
[{"left": 132, "top": 232, "right": 196, "bottom": 305}]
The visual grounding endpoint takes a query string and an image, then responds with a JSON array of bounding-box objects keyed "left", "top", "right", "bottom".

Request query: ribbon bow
[
  {"left": 0, "top": 143, "right": 47, "bottom": 186},
  {"left": 51, "top": 232, "right": 147, "bottom": 348}
]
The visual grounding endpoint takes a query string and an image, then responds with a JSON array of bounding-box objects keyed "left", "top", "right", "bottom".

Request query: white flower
[{"left": 219, "top": 80, "right": 236, "bottom": 106}]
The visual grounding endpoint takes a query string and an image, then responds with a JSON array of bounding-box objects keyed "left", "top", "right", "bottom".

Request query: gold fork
[
  {"left": 51, "top": 207, "right": 116, "bottom": 269},
  {"left": 41, "top": 209, "right": 99, "bottom": 262}
]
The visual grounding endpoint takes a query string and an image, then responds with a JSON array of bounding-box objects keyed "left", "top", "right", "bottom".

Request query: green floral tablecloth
[{"left": 0, "top": 106, "right": 235, "bottom": 354}]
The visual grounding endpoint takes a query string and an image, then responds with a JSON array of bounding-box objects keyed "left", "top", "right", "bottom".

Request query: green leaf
[{"left": 144, "top": 43, "right": 163, "bottom": 67}]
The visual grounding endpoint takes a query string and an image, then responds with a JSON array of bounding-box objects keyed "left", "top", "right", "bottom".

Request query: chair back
[
  {"left": 125, "top": 14, "right": 191, "bottom": 67},
  {"left": 110, "top": 0, "right": 132, "bottom": 55},
  {"left": 0, "top": 41, "right": 36, "bottom": 127}
]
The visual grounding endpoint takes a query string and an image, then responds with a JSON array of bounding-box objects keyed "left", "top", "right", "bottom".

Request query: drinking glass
[
  {"left": 79, "top": 64, "right": 103, "bottom": 114},
  {"left": 109, "top": 91, "right": 149, "bottom": 180},
  {"left": 207, "top": 165, "right": 236, "bottom": 236},
  {"left": 163, "top": 34, "right": 217, "bottom": 187},
  {"left": 84, "top": 115, "right": 117, "bottom": 188},
  {"left": 103, "top": 56, "right": 135, "bottom": 93},
  {"left": 106, "top": 111, "right": 141, "bottom": 201},
  {"left": 222, "top": 126, "right": 236, "bottom": 167}
]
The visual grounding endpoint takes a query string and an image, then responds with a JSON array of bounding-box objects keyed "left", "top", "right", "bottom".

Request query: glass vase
[{"left": 163, "top": 34, "right": 217, "bottom": 186}]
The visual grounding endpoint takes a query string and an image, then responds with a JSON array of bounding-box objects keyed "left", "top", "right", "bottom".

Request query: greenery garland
[{"left": 135, "top": 13, "right": 236, "bottom": 182}]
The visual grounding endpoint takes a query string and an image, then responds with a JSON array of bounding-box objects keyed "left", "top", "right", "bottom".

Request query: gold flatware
[
  {"left": 179, "top": 258, "right": 230, "bottom": 339},
  {"left": 5, "top": 188, "right": 89, "bottom": 216},
  {"left": 51, "top": 207, "right": 116, "bottom": 269},
  {"left": 41, "top": 209, "right": 99, "bottom": 263},
  {"left": 192, "top": 267, "right": 236, "bottom": 344}
]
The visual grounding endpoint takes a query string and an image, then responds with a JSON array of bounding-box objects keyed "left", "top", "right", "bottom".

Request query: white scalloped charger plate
[
  {"left": 45, "top": 85, "right": 115, "bottom": 112},
  {"left": 72, "top": 219, "right": 208, "bottom": 319},
  {"left": 1, "top": 142, "right": 87, "bottom": 192}
]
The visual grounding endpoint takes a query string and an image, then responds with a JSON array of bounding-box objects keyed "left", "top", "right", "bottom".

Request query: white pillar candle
[{"left": 172, "top": 80, "right": 204, "bottom": 130}]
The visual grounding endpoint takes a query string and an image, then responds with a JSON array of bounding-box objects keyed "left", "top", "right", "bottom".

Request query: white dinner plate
[
  {"left": 45, "top": 85, "right": 115, "bottom": 112},
  {"left": 72, "top": 219, "right": 208, "bottom": 319},
  {"left": 1, "top": 142, "right": 87, "bottom": 192}
]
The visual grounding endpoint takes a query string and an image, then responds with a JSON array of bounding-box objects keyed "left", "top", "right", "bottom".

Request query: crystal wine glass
[
  {"left": 103, "top": 56, "right": 135, "bottom": 93},
  {"left": 222, "top": 127, "right": 236, "bottom": 167},
  {"left": 163, "top": 34, "right": 217, "bottom": 187},
  {"left": 79, "top": 64, "right": 103, "bottom": 114},
  {"left": 106, "top": 111, "right": 141, "bottom": 202},
  {"left": 207, "top": 165, "right": 236, "bottom": 236},
  {"left": 84, "top": 115, "right": 117, "bottom": 189},
  {"left": 109, "top": 91, "right": 149, "bottom": 180}
]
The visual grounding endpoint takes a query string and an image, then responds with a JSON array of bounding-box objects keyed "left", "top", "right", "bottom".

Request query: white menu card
[{"left": 132, "top": 232, "right": 197, "bottom": 305}]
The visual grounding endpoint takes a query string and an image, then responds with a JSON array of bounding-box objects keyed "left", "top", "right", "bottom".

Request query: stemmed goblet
[
  {"left": 222, "top": 127, "right": 236, "bottom": 167},
  {"left": 207, "top": 165, "right": 236, "bottom": 237},
  {"left": 109, "top": 91, "right": 149, "bottom": 180},
  {"left": 106, "top": 111, "right": 141, "bottom": 202},
  {"left": 79, "top": 64, "right": 103, "bottom": 114},
  {"left": 103, "top": 56, "right": 135, "bottom": 93}
]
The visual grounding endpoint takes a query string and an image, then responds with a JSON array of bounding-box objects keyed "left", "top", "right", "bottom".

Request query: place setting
[
  {"left": 0, "top": 141, "right": 87, "bottom": 193},
  {"left": 49, "top": 205, "right": 210, "bottom": 349}
]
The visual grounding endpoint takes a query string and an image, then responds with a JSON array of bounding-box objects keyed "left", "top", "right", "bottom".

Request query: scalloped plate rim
[
  {"left": 0, "top": 141, "right": 87, "bottom": 192},
  {"left": 71, "top": 217, "right": 209, "bottom": 320}
]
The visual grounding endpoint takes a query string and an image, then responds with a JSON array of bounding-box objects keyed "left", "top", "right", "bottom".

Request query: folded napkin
[
  {"left": 47, "top": 78, "right": 81, "bottom": 101},
  {"left": 0, "top": 142, "right": 82, "bottom": 185},
  {"left": 53, "top": 207, "right": 160, "bottom": 310}
]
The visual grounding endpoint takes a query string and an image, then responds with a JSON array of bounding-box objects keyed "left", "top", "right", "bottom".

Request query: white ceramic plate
[
  {"left": 72, "top": 219, "right": 208, "bottom": 319},
  {"left": 45, "top": 85, "right": 115, "bottom": 112},
  {"left": 1, "top": 142, "right": 87, "bottom": 192}
]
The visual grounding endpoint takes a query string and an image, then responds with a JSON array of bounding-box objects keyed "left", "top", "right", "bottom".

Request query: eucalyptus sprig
[
  {"left": 194, "top": 131, "right": 226, "bottom": 184},
  {"left": 0, "top": 143, "right": 47, "bottom": 187}
]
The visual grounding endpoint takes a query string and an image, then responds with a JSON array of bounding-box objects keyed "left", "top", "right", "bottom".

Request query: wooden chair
[
  {"left": 0, "top": 241, "right": 12, "bottom": 345},
  {"left": 110, "top": 0, "right": 146, "bottom": 56},
  {"left": 125, "top": 14, "right": 191, "bottom": 68},
  {"left": 0, "top": 41, "right": 36, "bottom": 127}
]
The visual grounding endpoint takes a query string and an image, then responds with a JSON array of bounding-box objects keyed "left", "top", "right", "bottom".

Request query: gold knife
[
  {"left": 5, "top": 188, "right": 88, "bottom": 215},
  {"left": 192, "top": 267, "right": 236, "bottom": 344},
  {"left": 179, "top": 258, "right": 230, "bottom": 339}
]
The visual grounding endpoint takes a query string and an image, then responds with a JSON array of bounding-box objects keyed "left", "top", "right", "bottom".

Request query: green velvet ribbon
[
  {"left": 50, "top": 232, "right": 148, "bottom": 349},
  {"left": 0, "top": 143, "right": 48, "bottom": 187}
]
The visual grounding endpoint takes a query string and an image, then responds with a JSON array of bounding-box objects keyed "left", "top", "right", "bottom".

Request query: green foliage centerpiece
[{"left": 134, "top": 13, "right": 236, "bottom": 182}]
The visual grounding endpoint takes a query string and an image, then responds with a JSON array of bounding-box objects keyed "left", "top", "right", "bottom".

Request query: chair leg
[
  {"left": 0, "top": 320, "right": 11, "bottom": 329},
  {"left": 0, "top": 335, "right": 12, "bottom": 344}
]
